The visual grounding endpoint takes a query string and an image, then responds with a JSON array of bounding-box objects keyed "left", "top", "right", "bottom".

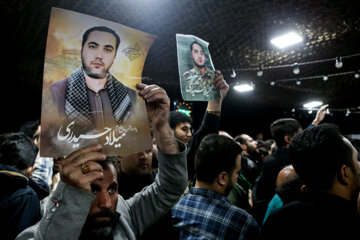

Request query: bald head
[
  {"left": 276, "top": 165, "right": 298, "bottom": 189},
  {"left": 219, "top": 131, "right": 233, "bottom": 139},
  {"left": 275, "top": 165, "right": 305, "bottom": 204}
]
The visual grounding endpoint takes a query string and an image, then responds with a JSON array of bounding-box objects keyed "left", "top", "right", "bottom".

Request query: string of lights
[
  {"left": 227, "top": 53, "right": 360, "bottom": 116},
  {"left": 291, "top": 106, "right": 360, "bottom": 117},
  {"left": 227, "top": 53, "right": 360, "bottom": 72},
  {"left": 270, "top": 70, "right": 360, "bottom": 86}
]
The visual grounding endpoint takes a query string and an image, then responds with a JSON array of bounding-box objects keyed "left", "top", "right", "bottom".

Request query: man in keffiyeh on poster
[{"left": 50, "top": 26, "right": 137, "bottom": 132}]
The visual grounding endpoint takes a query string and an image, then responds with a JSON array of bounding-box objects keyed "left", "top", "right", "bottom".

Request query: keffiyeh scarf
[{"left": 64, "top": 67, "right": 132, "bottom": 128}]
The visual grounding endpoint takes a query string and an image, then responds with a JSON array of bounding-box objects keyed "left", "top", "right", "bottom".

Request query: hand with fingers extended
[
  {"left": 60, "top": 144, "right": 107, "bottom": 193},
  {"left": 136, "top": 83, "right": 170, "bottom": 130},
  {"left": 312, "top": 104, "right": 329, "bottom": 126}
]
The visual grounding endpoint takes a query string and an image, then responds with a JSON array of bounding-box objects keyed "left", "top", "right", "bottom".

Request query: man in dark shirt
[
  {"left": 0, "top": 133, "right": 49, "bottom": 240},
  {"left": 262, "top": 123, "right": 360, "bottom": 240},
  {"left": 252, "top": 118, "right": 302, "bottom": 223}
]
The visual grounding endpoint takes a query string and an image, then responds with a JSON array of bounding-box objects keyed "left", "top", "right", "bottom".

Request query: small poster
[
  {"left": 176, "top": 34, "right": 220, "bottom": 101},
  {"left": 40, "top": 8, "right": 157, "bottom": 157}
]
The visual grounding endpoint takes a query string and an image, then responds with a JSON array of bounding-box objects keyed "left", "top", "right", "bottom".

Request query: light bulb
[
  {"left": 293, "top": 63, "right": 300, "bottom": 74},
  {"left": 257, "top": 66, "right": 263, "bottom": 77},
  {"left": 230, "top": 69, "right": 236, "bottom": 78},
  {"left": 323, "top": 76, "right": 328, "bottom": 81},
  {"left": 270, "top": 81, "right": 275, "bottom": 86},
  {"left": 296, "top": 79, "right": 301, "bottom": 85},
  {"left": 335, "top": 57, "right": 343, "bottom": 69},
  {"left": 234, "top": 82, "right": 254, "bottom": 92}
]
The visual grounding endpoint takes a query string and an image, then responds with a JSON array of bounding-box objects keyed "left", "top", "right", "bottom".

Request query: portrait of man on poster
[
  {"left": 50, "top": 26, "right": 137, "bottom": 131},
  {"left": 182, "top": 41, "right": 215, "bottom": 96},
  {"left": 176, "top": 34, "right": 220, "bottom": 101},
  {"left": 40, "top": 8, "right": 155, "bottom": 157}
]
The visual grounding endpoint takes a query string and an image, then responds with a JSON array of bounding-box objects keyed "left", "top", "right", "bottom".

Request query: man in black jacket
[
  {"left": 262, "top": 123, "right": 360, "bottom": 240},
  {"left": 252, "top": 118, "right": 302, "bottom": 223},
  {"left": 0, "top": 132, "right": 49, "bottom": 240}
]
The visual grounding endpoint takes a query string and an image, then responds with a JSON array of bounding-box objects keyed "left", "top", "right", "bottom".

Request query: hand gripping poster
[
  {"left": 176, "top": 34, "right": 221, "bottom": 101},
  {"left": 40, "top": 8, "right": 157, "bottom": 157}
]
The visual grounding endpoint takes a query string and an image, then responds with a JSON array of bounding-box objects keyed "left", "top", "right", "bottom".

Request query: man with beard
[
  {"left": 50, "top": 26, "right": 136, "bottom": 130},
  {"left": 16, "top": 83, "right": 188, "bottom": 240},
  {"left": 172, "top": 134, "right": 260, "bottom": 239},
  {"left": 183, "top": 41, "right": 215, "bottom": 97}
]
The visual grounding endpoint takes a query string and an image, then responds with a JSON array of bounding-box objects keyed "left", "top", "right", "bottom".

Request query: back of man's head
[
  {"left": 169, "top": 111, "right": 192, "bottom": 129},
  {"left": 195, "top": 134, "right": 242, "bottom": 183},
  {"left": 276, "top": 165, "right": 304, "bottom": 204},
  {"left": 19, "top": 120, "right": 40, "bottom": 139},
  {"left": 289, "top": 123, "right": 355, "bottom": 192},
  {"left": 271, "top": 118, "right": 301, "bottom": 147},
  {"left": 0, "top": 132, "right": 37, "bottom": 170}
]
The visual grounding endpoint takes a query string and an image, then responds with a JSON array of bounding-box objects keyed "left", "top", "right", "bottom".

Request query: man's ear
[
  {"left": 338, "top": 165, "right": 353, "bottom": 185},
  {"left": 217, "top": 171, "right": 228, "bottom": 186},
  {"left": 284, "top": 135, "right": 292, "bottom": 144}
]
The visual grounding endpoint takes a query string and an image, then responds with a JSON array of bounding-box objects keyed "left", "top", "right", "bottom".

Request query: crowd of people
[{"left": 1, "top": 73, "right": 360, "bottom": 239}]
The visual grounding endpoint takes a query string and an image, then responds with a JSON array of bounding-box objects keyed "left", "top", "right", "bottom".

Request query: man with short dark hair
[
  {"left": 0, "top": 132, "right": 49, "bottom": 240},
  {"left": 234, "top": 133, "right": 260, "bottom": 184},
  {"left": 235, "top": 134, "right": 258, "bottom": 160},
  {"left": 50, "top": 26, "right": 137, "bottom": 131},
  {"left": 169, "top": 111, "right": 193, "bottom": 145},
  {"left": 252, "top": 118, "right": 302, "bottom": 223},
  {"left": 172, "top": 134, "right": 260, "bottom": 239},
  {"left": 262, "top": 123, "right": 360, "bottom": 240}
]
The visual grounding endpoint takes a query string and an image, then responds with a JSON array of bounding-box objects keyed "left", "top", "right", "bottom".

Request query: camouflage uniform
[{"left": 183, "top": 67, "right": 215, "bottom": 97}]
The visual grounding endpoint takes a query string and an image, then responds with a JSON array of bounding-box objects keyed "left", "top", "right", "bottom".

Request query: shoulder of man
[
  {"left": 50, "top": 78, "right": 69, "bottom": 95},
  {"left": 125, "top": 85, "right": 137, "bottom": 103},
  {"left": 49, "top": 78, "right": 69, "bottom": 116}
]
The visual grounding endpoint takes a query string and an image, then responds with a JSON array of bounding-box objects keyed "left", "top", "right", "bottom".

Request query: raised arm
[
  {"left": 121, "top": 84, "right": 187, "bottom": 236},
  {"left": 206, "top": 70, "right": 229, "bottom": 113},
  {"left": 136, "top": 83, "right": 179, "bottom": 154},
  {"left": 311, "top": 104, "right": 328, "bottom": 126}
]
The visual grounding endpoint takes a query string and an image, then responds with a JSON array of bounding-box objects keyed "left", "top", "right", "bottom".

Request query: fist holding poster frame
[
  {"left": 40, "top": 8, "right": 156, "bottom": 157},
  {"left": 176, "top": 34, "right": 221, "bottom": 101}
]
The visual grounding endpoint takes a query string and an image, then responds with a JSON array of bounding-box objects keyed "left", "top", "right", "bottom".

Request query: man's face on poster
[
  {"left": 82, "top": 30, "right": 117, "bottom": 79},
  {"left": 191, "top": 43, "right": 206, "bottom": 68}
]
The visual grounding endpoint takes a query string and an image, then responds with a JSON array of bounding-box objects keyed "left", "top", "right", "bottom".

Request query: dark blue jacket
[{"left": 0, "top": 164, "right": 49, "bottom": 240}]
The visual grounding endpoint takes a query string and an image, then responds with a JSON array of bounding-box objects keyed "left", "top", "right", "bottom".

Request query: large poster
[
  {"left": 40, "top": 8, "right": 156, "bottom": 157},
  {"left": 176, "top": 34, "right": 221, "bottom": 101}
]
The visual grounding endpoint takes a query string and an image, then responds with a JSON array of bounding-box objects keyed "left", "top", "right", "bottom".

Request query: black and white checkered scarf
[{"left": 64, "top": 67, "right": 132, "bottom": 128}]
